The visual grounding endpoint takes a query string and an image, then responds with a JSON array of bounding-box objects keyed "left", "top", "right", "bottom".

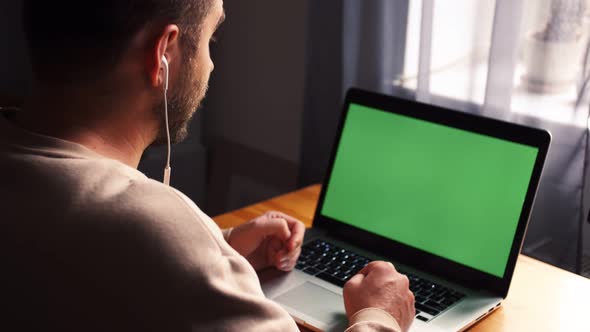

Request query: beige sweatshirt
[{"left": 0, "top": 112, "right": 401, "bottom": 332}]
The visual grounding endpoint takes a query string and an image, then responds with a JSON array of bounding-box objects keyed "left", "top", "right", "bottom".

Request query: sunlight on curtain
[
  {"left": 392, "top": 0, "right": 590, "bottom": 275},
  {"left": 399, "top": 0, "right": 496, "bottom": 105},
  {"left": 398, "top": 0, "right": 590, "bottom": 126}
]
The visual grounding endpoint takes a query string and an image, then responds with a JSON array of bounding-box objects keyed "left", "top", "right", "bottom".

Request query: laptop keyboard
[{"left": 295, "top": 239, "right": 465, "bottom": 321}]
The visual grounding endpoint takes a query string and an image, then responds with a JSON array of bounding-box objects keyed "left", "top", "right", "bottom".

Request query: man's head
[{"left": 22, "top": 0, "right": 225, "bottom": 144}]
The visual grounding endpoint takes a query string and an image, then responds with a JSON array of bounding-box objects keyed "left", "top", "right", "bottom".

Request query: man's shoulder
[
  {"left": 73, "top": 170, "right": 225, "bottom": 267},
  {"left": 82, "top": 171, "right": 205, "bottom": 231},
  {"left": 92, "top": 172, "right": 189, "bottom": 216}
]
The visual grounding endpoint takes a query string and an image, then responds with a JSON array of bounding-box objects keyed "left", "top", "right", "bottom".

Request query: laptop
[{"left": 261, "top": 88, "right": 551, "bottom": 331}]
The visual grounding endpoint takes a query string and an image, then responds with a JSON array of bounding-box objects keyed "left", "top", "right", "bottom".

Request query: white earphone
[
  {"left": 161, "top": 56, "right": 169, "bottom": 92},
  {"left": 161, "top": 56, "right": 172, "bottom": 186}
]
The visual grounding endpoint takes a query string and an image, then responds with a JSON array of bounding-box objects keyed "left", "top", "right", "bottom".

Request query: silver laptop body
[
  {"left": 261, "top": 89, "right": 550, "bottom": 332},
  {"left": 262, "top": 229, "right": 502, "bottom": 332}
]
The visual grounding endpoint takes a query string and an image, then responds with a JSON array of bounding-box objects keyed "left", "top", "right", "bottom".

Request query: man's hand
[
  {"left": 227, "top": 211, "right": 305, "bottom": 271},
  {"left": 343, "top": 261, "right": 415, "bottom": 332}
]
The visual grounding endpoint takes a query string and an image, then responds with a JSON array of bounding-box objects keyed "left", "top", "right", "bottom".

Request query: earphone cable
[{"left": 163, "top": 84, "right": 172, "bottom": 186}]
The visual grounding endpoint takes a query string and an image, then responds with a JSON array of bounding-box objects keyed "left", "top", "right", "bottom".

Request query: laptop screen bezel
[{"left": 313, "top": 88, "right": 551, "bottom": 298}]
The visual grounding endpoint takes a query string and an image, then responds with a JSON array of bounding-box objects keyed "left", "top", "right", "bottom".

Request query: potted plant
[{"left": 523, "top": 0, "right": 588, "bottom": 93}]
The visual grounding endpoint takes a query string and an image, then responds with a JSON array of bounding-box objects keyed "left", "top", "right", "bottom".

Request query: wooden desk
[{"left": 213, "top": 185, "right": 590, "bottom": 331}]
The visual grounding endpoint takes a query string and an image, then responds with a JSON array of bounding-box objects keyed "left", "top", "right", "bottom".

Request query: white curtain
[{"left": 339, "top": 0, "right": 590, "bottom": 274}]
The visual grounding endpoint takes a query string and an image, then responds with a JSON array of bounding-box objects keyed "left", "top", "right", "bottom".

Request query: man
[{"left": 0, "top": 0, "right": 414, "bottom": 331}]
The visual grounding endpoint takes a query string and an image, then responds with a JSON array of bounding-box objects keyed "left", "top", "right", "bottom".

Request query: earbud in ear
[{"left": 161, "top": 56, "right": 169, "bottom": 91}]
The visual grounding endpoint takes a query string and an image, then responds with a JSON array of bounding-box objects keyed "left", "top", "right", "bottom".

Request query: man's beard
[{"left": 153, "top": 60, "right": 209, "bottom": 145}]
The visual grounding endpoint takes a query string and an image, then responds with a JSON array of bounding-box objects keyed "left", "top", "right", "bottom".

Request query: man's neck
[{"left": 13, "top": 86, "right": 157, "bottom": 168}]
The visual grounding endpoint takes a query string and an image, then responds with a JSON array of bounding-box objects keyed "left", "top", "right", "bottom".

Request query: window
[{"left": 397, "top": 0, "right": 590, "bottom": 126}]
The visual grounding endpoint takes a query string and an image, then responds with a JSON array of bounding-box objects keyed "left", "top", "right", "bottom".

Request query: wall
[
  {"left": 202, "top": 0, "right": 309, "bottom": 213},
  {"left": 0, "top": 1, "right": 32, "bottom": 101},
  {"left": 205, "top": 0, "right": 308, "bottom": 164}
]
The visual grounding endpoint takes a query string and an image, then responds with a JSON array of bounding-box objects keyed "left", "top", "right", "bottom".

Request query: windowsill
[{"left": 512, "top": 65, "right": 587, "bottom": 128}]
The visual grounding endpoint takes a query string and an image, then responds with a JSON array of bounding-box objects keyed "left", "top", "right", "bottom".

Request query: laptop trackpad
[{"left": 275, "top": 282, "right": 346, "bottom": 326}]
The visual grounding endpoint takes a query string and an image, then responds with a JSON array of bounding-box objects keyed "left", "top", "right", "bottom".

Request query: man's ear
[{"left": 149, "top": 25, "right": 180, "bottom": 88}]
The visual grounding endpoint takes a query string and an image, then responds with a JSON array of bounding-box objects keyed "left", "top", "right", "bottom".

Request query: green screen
[{"left": 321, "top": 103, "right": 538, "bottom": 278}]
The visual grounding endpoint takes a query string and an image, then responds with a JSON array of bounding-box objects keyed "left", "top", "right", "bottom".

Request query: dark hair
[{"left": 22, "top": 0, "right": 213, "bottom": 84}]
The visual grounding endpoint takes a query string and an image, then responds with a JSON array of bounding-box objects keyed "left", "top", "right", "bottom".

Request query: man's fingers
[
  {"left": 268, "top": 211, "right": 303, "bottom": 225},
  {"left": 357, "top": 261, "right": 378, "bottom": 276},
  {"left": 274, "top": 247, "right": 301, "bottom": 270},
  {"left": 345, "top": 272, "right": 365, "bottom": 289},
  {"left": 357, "top": 260, "right": 396, "bottom": 276},
  {"left": 274, "top": 246, "right": 301, "bottom": 271},
  {"left": 256, "top": 217, "right": 291, "bottom": 241},
  {"left": 268, "top": 237, "right": 283, "bottom": 253},
  {"left": 276, "top": 247, "right": 298, "bottom": 261},
  {"left": 264, "top": 211, "right": 305, "bottom": 251},
  {"left": 286, "top": 220, "right": 305, "bottom": 251}
]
